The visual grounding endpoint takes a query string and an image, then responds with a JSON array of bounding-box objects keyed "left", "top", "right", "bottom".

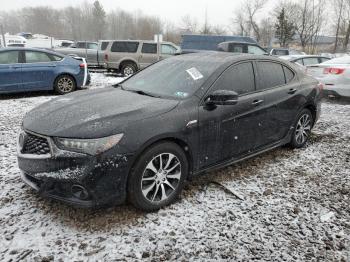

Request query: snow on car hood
[{"left": 23, "top": 88, "right": 179, "bottom": 138}]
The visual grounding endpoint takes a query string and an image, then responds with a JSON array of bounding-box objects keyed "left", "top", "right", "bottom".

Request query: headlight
[{"left": 55, "top": 134, "right": 124, "bottom": 155}]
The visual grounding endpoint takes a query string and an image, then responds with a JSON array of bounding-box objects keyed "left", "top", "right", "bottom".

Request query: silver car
[
  {"left": 306, "top": 56, "right": 350, "bottom": 98},
  {"left": 104, "top": 40, "right": 180, "bottom": 76}
]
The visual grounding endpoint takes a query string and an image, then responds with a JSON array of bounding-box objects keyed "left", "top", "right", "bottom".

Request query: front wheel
[
  {"left": 127, "top": 142, "right": 188, "bottom": 211},
  {"left": 290, "top": 109, "right": 313, "bottom": 148},
  {"left": 54, "top": 75, "right": 76, "bottom": 95}
]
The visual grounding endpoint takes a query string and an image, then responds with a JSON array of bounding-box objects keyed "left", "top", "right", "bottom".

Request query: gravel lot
[{"left": 0, "top": 73, "right": 349, "bottom": 261}]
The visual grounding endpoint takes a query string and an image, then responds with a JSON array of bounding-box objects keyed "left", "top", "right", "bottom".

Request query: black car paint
[{"left": 18, "top": 53, "right": 322, "bottom": 207}]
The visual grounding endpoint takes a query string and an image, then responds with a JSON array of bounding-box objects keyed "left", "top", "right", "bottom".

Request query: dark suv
[
  {"left": 218, "top": 41, "right": 268, "bottom": 55},
  {"left": 18, "top": 53, "right": 322, "bottom": 211}
]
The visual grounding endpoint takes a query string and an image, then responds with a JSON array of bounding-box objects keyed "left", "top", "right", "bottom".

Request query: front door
[
  {"left": 197, "top": 61, "right": 268, "bottom": 169},
  {"left": 0, "top": 50, "right": 22, "bottom": 93}
]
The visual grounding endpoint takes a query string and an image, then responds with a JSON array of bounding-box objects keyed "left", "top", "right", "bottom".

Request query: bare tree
[
  {"left": 244, "top": 0, "right": 268, "bottom": 42},
  {"left": 181, "top": 15, "right": 199, "bottom": 33}
]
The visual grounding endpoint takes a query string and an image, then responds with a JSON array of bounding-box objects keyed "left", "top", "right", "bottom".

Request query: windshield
[
  {"left": 324, "top": 56, "right": 350, "bottom": 65},
  {"left": 122, "top": 58, "right": 222, "bottom": 99}
]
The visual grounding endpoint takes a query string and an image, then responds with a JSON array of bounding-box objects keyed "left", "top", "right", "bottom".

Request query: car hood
[{"left": 23, "top": 88, "right": 179, "bottom": 138}]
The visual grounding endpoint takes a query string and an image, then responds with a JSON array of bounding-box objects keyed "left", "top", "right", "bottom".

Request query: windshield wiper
[{"left": 127, "top": 90, "right": 161, "bottom": 98}]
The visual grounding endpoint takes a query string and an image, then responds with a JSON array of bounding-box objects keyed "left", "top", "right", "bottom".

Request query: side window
[
  {"left": 212, "top": 62, "right": 255, "bottom": 95},
  {"left": 302, "top": 58, "right": 319, "bottom": 66},
  {"left": 51, "top": 55, "right": 63, "bottom": 61},
  {"left": 25, "top": 51, "right": 52, "bottom": 63},
  {"left": 257, "top": 61, "right": 286, "bottom": 90},
  {"left": 320, "top": 57, "right": 330, "bottom": 63},
  {"left": 111, "top": 42, "right": 139, "bottom": 53},
  {"left": 161, "top": 44, "right": 177, "bottom": 55},
  {"left": 142, "top": 43, "right": 157, "bottom": 54},
  {"left": 247, "top": 45, "right": 266, "bottom": 55},
  {"left": 0, "top": 51, "right": 19, "bottom": 64},
  {"left": 228, "top": 44, "right": 244, "bottom": 53},
  {"left": 76, "top": 42, "right": 86, "bottom": 49},
  {"left": 294, "top": 59, "right": 304, "bottom": 65},
  {"left": 100, "top": 42, "right": 109, "bottom": 51},
  {"left": 87, "top": 43, "right": 98, "bottom": 50},
  {"left": 283, "top": 66, "right": 295, "bottom": 83}
]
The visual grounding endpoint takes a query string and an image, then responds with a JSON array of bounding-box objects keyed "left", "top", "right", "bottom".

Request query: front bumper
[{"left": 18, "top": 131, "right": 134, "bottom": 208}]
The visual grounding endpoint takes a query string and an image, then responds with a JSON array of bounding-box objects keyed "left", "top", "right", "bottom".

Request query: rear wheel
[
  {"left": 54, "top": 75, "right": 76, "bottom": 95},
  {"left": 128, "top": 142, "right": 188, "bottom": 211},
  {"left": 121, "top": 62, "right": 137, "bottom": 77},
  {"left": 290, "top": 109, "right": 313, "bottom": 148}
]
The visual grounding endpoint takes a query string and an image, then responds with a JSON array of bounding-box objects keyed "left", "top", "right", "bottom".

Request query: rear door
[
  {"left": 256, "top": 61, "right": 300, "bottom": 143},
  {"left": 21, "top": 51, "right": 57, "bottom": 91},
  {"left": 139, "top": 43, "right": 158, "bottom": 69},
  {"left": 0, "top": 50, "right": 22, "bottom": 93}
]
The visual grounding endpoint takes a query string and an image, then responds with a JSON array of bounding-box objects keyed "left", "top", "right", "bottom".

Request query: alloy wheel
[
  {"left": 141, "top": 153, "right": 181, "bottom": 203},
  {"left": 123, "top": 66, "right": 134, "bottom": 77},
  {"left": 295, "top": 114, "right": 311, "bottom": 145},
  {"left": 57, "top": 77, "right": 74, "bottom": 93}
]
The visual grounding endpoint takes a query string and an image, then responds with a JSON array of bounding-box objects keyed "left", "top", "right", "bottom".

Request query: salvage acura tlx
[{"left": 18, "top": 52, "right": 322, "bottom": 211}]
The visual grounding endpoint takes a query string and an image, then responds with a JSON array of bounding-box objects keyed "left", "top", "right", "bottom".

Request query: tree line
[{"left": 0, "top": 0, "right": 349, "bottom": 53}]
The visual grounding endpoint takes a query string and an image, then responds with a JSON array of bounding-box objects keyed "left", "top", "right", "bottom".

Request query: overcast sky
[{"left": 1, "top": 0, "right": 277, "bottom": 26}]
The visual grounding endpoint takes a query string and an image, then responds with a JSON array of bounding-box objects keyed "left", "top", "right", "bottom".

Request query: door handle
[
  {"left": 288, "top": 88, "right": 297, "bottom": 94},
  {"left": 10, "top": 65, "right": 21, "bottom": 69},
  {"left": 252, "top": 99, "right": 264, "bottom": 106}
]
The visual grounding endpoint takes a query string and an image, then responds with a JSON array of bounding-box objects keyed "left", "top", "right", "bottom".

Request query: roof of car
[
  {"left": 0, "top": 47, "right": 65, "bottom": 56},
  {"left": 175, "top": 51, "right": 284, "bottom": 63}
]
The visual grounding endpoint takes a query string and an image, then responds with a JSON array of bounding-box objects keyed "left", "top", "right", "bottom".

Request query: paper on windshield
[{"left": 186, "top": 67, "right": 204, "bottom": 81}]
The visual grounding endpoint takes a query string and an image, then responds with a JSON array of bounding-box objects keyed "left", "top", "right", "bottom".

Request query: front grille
[{"left": 21, "top": 133, "right": 51, "bottom": 155}]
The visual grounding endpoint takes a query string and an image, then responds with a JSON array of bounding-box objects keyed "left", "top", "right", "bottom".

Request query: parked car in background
[
  {"left": 306, "top": 56, "right": 350, "bottom": 98},
  {"left": 18, "top": 52, "right": 322, "bottom": 211},
  {"left": 54, "top": 41, "right": 106, "bottom": 67},
  {"left": 181, "top": 34, "right": 257, "bottom": 54},
  {"left": 104, "top": 40, "right": 180, "bottom": 76},
  {"left": 0, "top": 47, "right": 90, "bottom": 95},
  {"left": 280, "top": 55, "right": 330, "bottom": 67},
  {"left": 218, "top": 41, "right": 267, "bottom": 55},
  {"left": 270, "top": 48, "right": 305, "bottom": 56}
]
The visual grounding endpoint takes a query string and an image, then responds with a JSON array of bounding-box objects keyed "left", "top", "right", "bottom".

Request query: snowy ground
[{"left": 0, "top": 73, "right": 349, "bottom": 261}]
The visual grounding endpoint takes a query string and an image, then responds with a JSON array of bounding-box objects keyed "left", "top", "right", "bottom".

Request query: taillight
[
  {"left": 323, "top": 68, "right": 345, "bottom": 75},
  {"left": 79, "top": 63, "right": 86, "bottom": 68},
  {"left": 104, "top": 54, "right": 108, "bottom": 61}
]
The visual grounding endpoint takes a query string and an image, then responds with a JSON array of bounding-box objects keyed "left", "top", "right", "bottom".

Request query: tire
[
  {"left": 289, "top": 109, "right": 313, "bottom": 148},
  {"left": 54, "top": 75, "right": 76, "bottom": 95},
  {"left": 121, "top": 62, "right": 137, "bottom": 77},
  {"left": 128, "top": 142, "right": 188, "bottom": 211}
]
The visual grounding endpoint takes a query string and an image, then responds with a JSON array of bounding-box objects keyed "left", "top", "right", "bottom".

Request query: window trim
[
  {"left": 141, "top": 43, "right": 158, "bottom": 54},
  {"left": 0, "top": 50, "right": 21, "bottom": 65},
  {"left": 254, "top": 60, "right": 296, "bottom": 92},
  {"left": 110, "top": 41, "right": 140, "bottom": 53},
  {"left": 200, "top": 60, "right": 258, "bottom": 105},
  {"left": 23, "top": 51, "right": 58, "bottom": 64}
]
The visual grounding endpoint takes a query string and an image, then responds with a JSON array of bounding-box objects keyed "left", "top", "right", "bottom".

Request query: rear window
[
  {"left": 303, "top": 57, "right": 319, "bottom": 66},
  {"left": 0, "top": 51, "right": 19, "bottom": 64},
  {"left": 257, "top": 61, "right": 286, "bottom": 90},
  {"left": 111, "top": 42, "right": 139, "bottom": 53},
  {"left": 273, "top": 50, "right": 289, "bottom": 56},
  {"left": 142, "top": 43, "right": 157, "bottom": 54},
  {"left": 228, "top": 44, "right": 244, "bottom": 53}
]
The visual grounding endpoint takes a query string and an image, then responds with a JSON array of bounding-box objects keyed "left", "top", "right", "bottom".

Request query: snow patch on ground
[{"left": 0, "top": 75, "right": 349, "bottom": 261}]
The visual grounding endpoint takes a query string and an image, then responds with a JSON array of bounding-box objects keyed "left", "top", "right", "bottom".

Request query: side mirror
[{"left": 205, "top": 90, "right": 239, "bottom": 106}]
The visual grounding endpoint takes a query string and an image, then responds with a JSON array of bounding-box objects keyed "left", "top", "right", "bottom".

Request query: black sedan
[{"left": 18, "top": 52, "right": 322, "bottom": 211}]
